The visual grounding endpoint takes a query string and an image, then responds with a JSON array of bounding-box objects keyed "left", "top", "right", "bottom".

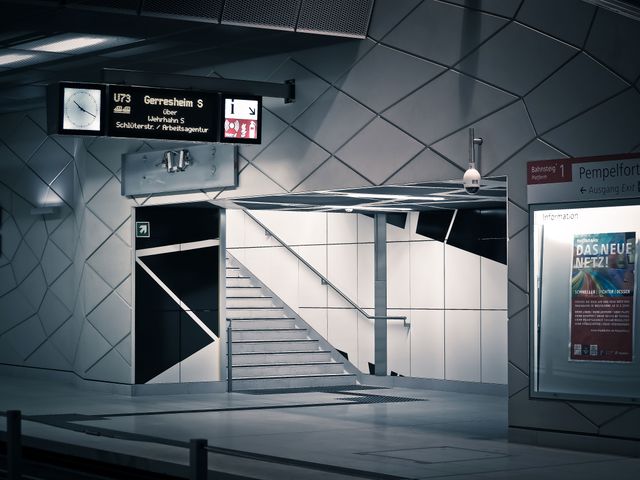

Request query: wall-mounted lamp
[
  {"left": 463, "top": 127, "right": 482, "bottom": 195},
  {"left": 162, "top": 149, "right": 191, "bottom": 173}
]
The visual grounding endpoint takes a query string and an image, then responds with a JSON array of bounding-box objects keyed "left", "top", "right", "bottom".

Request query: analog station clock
[{"left": 62, "top": 87, "right": 102, "bottom": 132}]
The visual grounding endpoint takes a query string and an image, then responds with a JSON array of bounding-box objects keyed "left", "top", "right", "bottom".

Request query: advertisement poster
[{"left": 570, "top": 232, "right": 636, "bottom": 362}]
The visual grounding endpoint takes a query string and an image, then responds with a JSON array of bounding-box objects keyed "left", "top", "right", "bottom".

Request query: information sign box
[
  {"left": 220, "top": 94, "right": 261, "bottom": 144},
  {"left": 527, "top": 154, "right": 640, "bottom": 204},
  {"left": 531, "top": 201, "right": 640, "bottom": 404}
]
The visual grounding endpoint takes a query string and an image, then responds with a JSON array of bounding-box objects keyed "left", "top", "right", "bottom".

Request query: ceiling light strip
[
  {"left": 0, "top": 53, "right": 34, "bottom": 66},
  {"left": 32, "top": 36, "right": 108, "bottom": 53}
]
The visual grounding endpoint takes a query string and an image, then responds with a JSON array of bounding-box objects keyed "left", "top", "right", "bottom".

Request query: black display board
[
  {"left": 47, "top": 82, "right": 263, "bottom": 144},
  {"left": 107, "top": 85, "right": 219, "bottom": 142}
]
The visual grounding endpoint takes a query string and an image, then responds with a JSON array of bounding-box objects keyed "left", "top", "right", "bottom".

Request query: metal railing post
[
  {"left": 227, "top": 323, "right": 233, "bottom": 392},
  {"left": 189, "top": 438, "right": 208, "bottom": 480},
  {"left": 7, "top": 410, "right": 22, "bottom": 480}
]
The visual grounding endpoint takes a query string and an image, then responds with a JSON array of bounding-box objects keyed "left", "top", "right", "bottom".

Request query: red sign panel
[
  {"left": 527, "top": 158, "right": 572, "bottom": 185},
  {"left": 224, "top": 118, "right": 258, "bottom": 139},
  {"left": 222, "top": 96, "right": 261, "bottom": 144}
]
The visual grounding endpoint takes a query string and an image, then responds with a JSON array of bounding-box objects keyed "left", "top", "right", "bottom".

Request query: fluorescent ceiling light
[
  {"left": 343, "top": 192, "right": 446, "bottom": 201},
  {"left": 327, "top": 205, "right": 412, "bottom": 212},
  {"left": 17, "top": 34, "right": 140, "bottom": 54},
  {"left": 0, "top": 52, "right": 33, "bottom": 66},
  {"left": 31, "top": 36, "right": 108, "bottom": 53}
]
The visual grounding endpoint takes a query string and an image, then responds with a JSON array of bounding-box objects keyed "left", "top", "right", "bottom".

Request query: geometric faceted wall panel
[
  {"left": 1, "top": 0, "right": 640, "bottom": 447},
  {"left": 0, "top": 112, "right": 138, "bottom": 385},
  {"left": 204, "top": 0, "right": 640, "bottom": 445},
  {"left": 0, "top": 113, "right": 77, "bottom": 376}
]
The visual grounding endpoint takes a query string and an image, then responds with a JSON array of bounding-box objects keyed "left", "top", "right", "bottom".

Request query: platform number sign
[
  {"left": 222, "top": 95, "right": 261, "bottom": 144},
  {"left": 135, "top": 221, "right": 150, "bottom": 238}
]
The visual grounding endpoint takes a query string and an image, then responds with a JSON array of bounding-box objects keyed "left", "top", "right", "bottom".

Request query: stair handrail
[{"left": 242, "top": 210, "right": 408, "bottom": 327}]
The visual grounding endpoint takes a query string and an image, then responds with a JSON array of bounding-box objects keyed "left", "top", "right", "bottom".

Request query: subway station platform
[{"left": 1, "top": 375, "right": 638, "bottom": 479}]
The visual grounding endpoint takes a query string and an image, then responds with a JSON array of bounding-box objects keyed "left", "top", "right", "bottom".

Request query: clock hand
[{"left": 74, "top": 100, "right": 96, "bottom": 119}]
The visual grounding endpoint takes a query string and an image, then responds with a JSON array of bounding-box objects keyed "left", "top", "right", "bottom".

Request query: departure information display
[
  {"left": 48, "top": 82, "right": 262, "bottom": 144},
  {"left": 108, "top": 85, "right": 218, "bottom": 142}
]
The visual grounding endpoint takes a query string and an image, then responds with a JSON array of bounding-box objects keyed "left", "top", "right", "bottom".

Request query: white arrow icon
[{"left": 138, "top": 224, "right": 148, "bottom": 235}]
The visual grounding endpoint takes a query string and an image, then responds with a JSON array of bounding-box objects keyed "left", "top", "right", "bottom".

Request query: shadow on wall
[{"left": 459, "top": 2, "right": 482, "bottom": 115}]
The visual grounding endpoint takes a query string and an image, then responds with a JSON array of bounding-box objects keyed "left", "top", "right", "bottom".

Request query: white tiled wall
[
  {"left": 410, "top": 241, "right": 445, "bottom": 309},
  {"left": 445, "top": 245, "right": 481, "bottom": 310},
  {"left": 387, "top": 242, "right": 411, "bottom": 309},
  {"left": 327, "top": 308, "right": 359, "bottom": 364},
  {"left": 445, "top": 310, "right": 482, "bottom": 382},
  {"left": 327, "top": 244, "right": 359, "bottom": 307},
  {"left": 227, "top": 209, "right": 508, "bottom": 384},
  {"left": 410, "top": 310, "right": 445, "bottom": 379}
]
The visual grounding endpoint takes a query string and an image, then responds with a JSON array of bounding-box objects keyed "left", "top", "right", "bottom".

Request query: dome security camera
[
  {"left": 463, "top": 167, "right": 481, "bottom": 195},
  {"left": 464, "top": 127, "right": 482, "bottom": 195}
]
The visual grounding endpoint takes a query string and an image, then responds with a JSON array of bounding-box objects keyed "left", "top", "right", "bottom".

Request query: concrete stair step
[
  {"left": 232, "top": 339, "right": 320, "bottom": 353},
  {"left": 226, "top": 253, "right": 358, "bottom": 392},
  {"left": 226, "top": 269, "right": 248, "bottom": 279},
  {"left": 232, "top": 328, "right": 308, "bottom": 341},
  {"left": 233, "top": 362, "right": 344, "bottom": 377},
  {"left": 231, "top": 351, "right": 332, "bottom": 365},
  {"left": 226, "top": 277, "right": 253, "bottom": 287},
  {"left": 227, "top": 308, "right": 287, "bottom": 319},
  {"left": 225, "top": 286, "right": 264, "bottom": 297},
  {"left": 231, "top": 318, "right": 296, "bottom": 329},
  {"left": 226, "top": 297, "right": 275, "bottom": 308},
  {"left": 232, "top": 373, "right": 357, "bottom": 391}
]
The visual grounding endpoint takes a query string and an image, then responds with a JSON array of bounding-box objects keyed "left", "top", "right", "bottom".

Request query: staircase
[{"left": 226, "top": 256, "right": 357, "bottom": 391}]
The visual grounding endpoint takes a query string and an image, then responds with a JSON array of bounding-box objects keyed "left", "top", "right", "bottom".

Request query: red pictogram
[{"left": 224, "top": 118, "right": 257, "bottom": 139}]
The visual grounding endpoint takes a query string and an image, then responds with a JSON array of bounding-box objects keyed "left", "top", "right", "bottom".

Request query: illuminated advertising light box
[
  {"left": 570, "top": 232, "right": 635, "bottom": 363},
  {"left": 530, "top": 201, "right": 640, "bottom": 404}
]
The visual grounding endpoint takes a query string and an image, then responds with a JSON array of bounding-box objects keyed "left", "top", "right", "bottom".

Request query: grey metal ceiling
[
  {"left": 581, "top": 0, "right": 640, "bottom": 21},
  {"left": 227, "top": 177, "right": 507, "bottom": 213},
  {"left": 0, "top": 0, "right": 367, "bottom": 113}
]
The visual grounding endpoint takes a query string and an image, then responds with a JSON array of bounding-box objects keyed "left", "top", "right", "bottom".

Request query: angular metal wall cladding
[
  {"left": 221, "top": 0, "right": 301, "bottom": 31},
  {"left": 65, "top": 0, "right": 142, "bottom": 14},
  {"left": 297, "top": 0, "right": 374, "bottom": 38},
  {"left": 29, "top": 0, "right": 374, "bottom": 38},
  {"left": 141, "top": 0, "right": 224, "bottom": 23}
]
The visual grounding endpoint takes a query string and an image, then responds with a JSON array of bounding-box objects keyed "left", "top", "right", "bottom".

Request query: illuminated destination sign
[
  {"left": 108, "top": 85, "right": 218, "bottom": 142},
  {"left": 48, "top": 82, "right": 264, "bottom": 144}
]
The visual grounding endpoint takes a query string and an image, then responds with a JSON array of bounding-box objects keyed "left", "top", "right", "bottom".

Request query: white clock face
[{"left": 63, "top": 87, "right": 101, "bottom": 131}]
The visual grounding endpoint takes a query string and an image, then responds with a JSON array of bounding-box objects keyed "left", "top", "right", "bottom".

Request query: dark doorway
[{"left": 134, "top": 202, "right": 220, "bottom": 384}]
